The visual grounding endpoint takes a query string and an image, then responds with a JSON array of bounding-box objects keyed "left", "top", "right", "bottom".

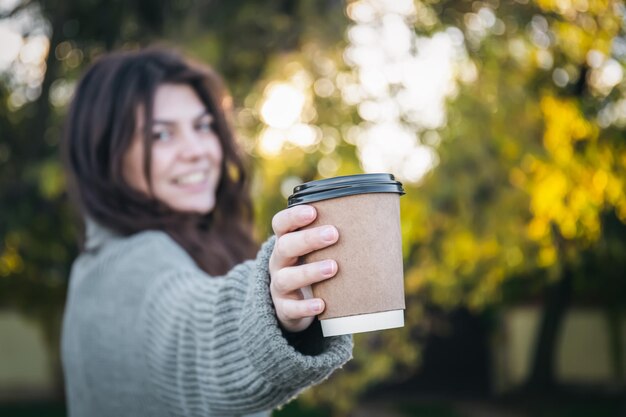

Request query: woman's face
[{"left": 123, "top": 83, "right": 223, "bottom": 214}]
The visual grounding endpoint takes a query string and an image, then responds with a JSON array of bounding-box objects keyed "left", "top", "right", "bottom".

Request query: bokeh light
[
  {"left": 0, "top": 25, "right": 22, "bottom": 71},
  {"left": 341, "top": 0, "right": 473, "bottom": 183},
  {"left": 260, "top": 83, "right": 305, "bottom": 129}
]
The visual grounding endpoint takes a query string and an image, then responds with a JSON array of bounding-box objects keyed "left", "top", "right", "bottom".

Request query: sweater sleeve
[{"left": 141, "top": 237, "right": 353, "bottom": 416}]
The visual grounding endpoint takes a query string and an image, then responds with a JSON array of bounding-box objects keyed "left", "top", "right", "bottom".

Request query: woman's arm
[{"left": 141, "top": 236, "right": 353, "bottom": 416}]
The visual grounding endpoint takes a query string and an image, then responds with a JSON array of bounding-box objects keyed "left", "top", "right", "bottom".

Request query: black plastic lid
[{"left": 287, "top": 173, "right": 405, "bottom": 207}]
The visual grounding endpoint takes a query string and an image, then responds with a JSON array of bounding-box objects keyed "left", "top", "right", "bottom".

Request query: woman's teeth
[{"left": 175, "top": 172, "right": 207, "bottom": 185}]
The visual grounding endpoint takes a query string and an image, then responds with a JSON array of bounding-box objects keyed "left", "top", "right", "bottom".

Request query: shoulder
[
  {"left": 126, "top": 229, "right": 191, "bottom": 261},
  {"left": 110, "top": 229, "right": 198, "bottom": 275},
  {"left": 71, "top": 229, "right": 202, "bottom": 290}
]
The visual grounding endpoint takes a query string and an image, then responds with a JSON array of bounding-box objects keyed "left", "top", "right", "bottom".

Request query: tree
[
  {"left": 246, "top": 0, "right": 626, "bottom": 408},
  {"left": 398, "top": 0, "right": 626, "bottom": 391}
]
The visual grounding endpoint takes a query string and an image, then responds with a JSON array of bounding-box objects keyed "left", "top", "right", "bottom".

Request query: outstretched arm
[{"left": 141, "top": 212, "right": 352, "bottom": 416}]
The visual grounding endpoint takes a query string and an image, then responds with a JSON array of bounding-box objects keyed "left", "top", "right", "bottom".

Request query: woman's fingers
[
  {"left": 272, "top": 205, "right": 317, "bottom": 237},
  {"left": 271, "top": 260, "right": 337, "bottom": 295},
  {"left": 269, "top": 205, "right": 340, "bottom": 333},
  {"left": 270, "top": 225, "right": 338, "bottom": 270},
  {"left": 277, "top": 297, "right": 326, "bottom": 323}
]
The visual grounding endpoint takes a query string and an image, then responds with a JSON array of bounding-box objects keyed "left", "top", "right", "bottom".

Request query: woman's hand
[{"left": 269, "top": 204, "right": 339, "bottom": 333}]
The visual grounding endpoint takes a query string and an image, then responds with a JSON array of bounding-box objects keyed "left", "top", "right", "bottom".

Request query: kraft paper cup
[{"left": 287, "top": 173, "right": 406, "bottom": 337}]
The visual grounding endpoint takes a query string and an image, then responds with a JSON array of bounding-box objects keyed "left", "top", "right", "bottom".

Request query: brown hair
[{"left": 63, "top": 47, "right": 258, "bottom": 275}]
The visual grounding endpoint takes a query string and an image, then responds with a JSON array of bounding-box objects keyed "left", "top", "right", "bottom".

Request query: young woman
[{"left": 61, "top": 47, "right": 352, "bottom": 417}]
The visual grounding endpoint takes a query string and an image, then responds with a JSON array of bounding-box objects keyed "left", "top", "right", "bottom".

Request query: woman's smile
[{"left": 173, "top": 171, "right": 209, "bottom": 185}]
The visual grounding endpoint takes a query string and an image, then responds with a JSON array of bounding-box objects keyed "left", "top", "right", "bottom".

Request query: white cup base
[{"left": 320, "top": 309, "right": 404, "bottom": 337}]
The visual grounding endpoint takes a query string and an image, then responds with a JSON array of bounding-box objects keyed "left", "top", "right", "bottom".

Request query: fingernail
[
  {"left": 320, "top": 226, "right": 337, "bottom": 242},
  {"left": 320, "top": 260, "right": 335, "bottom": 276},
  {"left": 310, "top": 300, "right": 323, "bottom": 312},
  {"left": 299, "top": 206, "right": 315, "bottom": 221}
]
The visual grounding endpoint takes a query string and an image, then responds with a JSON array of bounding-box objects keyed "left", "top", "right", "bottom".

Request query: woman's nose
[{"left": 179, "top": 128, "right": 209, "bottom": 159}]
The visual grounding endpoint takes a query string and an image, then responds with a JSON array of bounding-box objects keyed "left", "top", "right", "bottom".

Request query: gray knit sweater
[{"left": 61, "top": 220, "right": 353, "bottom": 417}]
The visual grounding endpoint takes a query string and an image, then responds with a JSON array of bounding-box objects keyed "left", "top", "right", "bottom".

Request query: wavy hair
[{"left": 63, "top": 48, "right": 258, "bottom": 275}]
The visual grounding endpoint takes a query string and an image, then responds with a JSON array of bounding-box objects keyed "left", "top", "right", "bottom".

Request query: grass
[
  {"left": 272, "top": 400, "right": 330, "bottom": 417},
  {"left": 532, "top": 401, "right": 623, "bottom": 417},
  {"left": 0, "top": 402, "right": 66, "bottom": 417},
  {"left": 0, "top": 397, "right": 622, "bottom": 417},
  {"left": 397, "top": 402, "right": 468, "bottom": 417}
]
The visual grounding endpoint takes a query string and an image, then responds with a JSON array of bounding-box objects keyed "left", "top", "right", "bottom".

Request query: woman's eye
[
  {"left": 196, "top": 119, "right": 215, "bottom": 133},
  {"left": 152, "top": 130, "right": 172, "bottom": 141}
]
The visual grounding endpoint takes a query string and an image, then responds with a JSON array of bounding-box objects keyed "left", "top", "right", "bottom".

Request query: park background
[{"left": 1, "top": 0, "right": 625, "bottom": 416}]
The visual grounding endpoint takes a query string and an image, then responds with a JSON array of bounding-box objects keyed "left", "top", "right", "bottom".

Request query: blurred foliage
[
  {"left": 1, "top": 0, "right": 626, "bottom": 415},
  {"left": 400, "top": 0, "right": 626, "bottom": 308},
  {"left": 245, "top": 0, "right": 626, "bottom": 411}
]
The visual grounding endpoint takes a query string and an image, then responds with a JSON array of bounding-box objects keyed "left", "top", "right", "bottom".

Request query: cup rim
[{"left": 287, "top": 173, "right": 405, "bottom": 207}]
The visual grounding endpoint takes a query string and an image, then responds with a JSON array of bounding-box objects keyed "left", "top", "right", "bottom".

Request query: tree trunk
[{"left": 525, "top": 267, "right": 573, "bottom": 391}]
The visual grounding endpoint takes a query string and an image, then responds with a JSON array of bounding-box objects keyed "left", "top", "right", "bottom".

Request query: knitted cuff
[{"left": 238, "top": 236, "right": 353, "bottom": 390}]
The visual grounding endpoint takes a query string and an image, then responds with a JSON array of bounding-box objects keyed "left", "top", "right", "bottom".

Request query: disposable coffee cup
[{"left": 287, "top": 173, "right": 406, "bottom": 337}]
